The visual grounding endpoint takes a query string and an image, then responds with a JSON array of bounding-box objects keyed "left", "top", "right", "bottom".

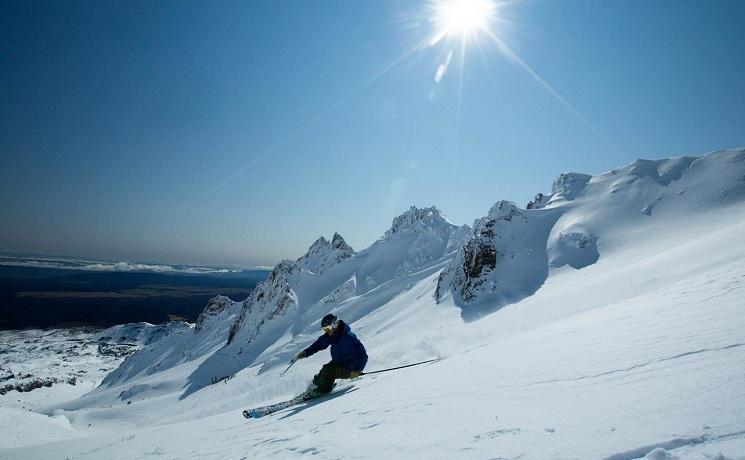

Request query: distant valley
[{"left": 0, "top": 261, "right": 269, "bottom": 329}]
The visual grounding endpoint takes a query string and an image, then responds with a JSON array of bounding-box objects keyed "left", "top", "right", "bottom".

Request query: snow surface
[
  {"left": 0, "top": 323, "right": 187, "bottom": 449},
  {"left": 2, "top": 149, "right": 745, "bottom": 459}
]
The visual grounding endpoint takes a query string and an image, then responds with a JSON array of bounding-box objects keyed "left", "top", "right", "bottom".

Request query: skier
[{"left": 291, "top": 313, "right": 368, "bottom": 400}]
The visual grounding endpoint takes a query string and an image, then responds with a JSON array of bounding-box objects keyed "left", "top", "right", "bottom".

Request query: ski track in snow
[
  {"left": 602, "top": 429, "right": 745, "bottom": 460},
  {"left": 517, "top": 342, "right": 745, "bottom": 389}
]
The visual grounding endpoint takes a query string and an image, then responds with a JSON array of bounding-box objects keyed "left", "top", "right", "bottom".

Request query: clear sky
[{"left": 2, "top": 0, "right": 744, "bottom": 267}]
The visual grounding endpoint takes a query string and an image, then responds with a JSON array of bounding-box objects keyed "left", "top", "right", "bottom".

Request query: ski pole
[
  {"left": 280, "top": 360, "right": 297, "bottom": 376},
  {"left": 360, "top": 358, "right": 438, "bottom": 376}
]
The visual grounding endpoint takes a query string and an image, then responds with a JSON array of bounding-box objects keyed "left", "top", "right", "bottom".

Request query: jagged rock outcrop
[
  {"left": 195, "top": 296, "right": 234, "bottom": 333},
  {"left": 1, "top": 377, "right": 64, "bottom": 395},
  {"left": 296, "top": 233, "right": 354, "bottom": 274},
  {"left": 226, "top": 232, "right": 355, "bottom": 346},
  {"left": 446, "top": 224, "right": 473, "bottom": 252},
  {"left": 527, "top": 192, "right": 550, "bottom": 209},
  {"left": 385, "top": 206, "right": 454, "bottom": 239},
  {"left": 436, "top": 201, "right": 560, "bottom": 319},
  {"left": 375, "top": 206, "right": 461, "bottom": 280},
  {"left": 550, "top": 172, "right": 592, "bottom": 201},
  {"left": 437, "top": 201, "right": 523, "bottom": 302},
  {"left": 227, "top": 262, "right": 298, "bottom": 345},
  {"left": 527, "top": 171, "right": 592, "bottom": 209}
]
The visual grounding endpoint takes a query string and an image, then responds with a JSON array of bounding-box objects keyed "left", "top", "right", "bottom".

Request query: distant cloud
[
  {"left": 0, "top": 255, "right": 262, "bottom": 274},
  {"left": 252, "top": 266, "right": 275, "bottom": 271}
]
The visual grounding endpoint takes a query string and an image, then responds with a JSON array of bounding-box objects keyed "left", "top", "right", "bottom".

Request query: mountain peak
[
  {"left": 306, "top": 236, "right": 330, "bottom": 255},
  {"left": 331, "top": 232, "right": 353, "bottom": 252},
  {"left": 486, "top": 201, "right": 522, "bottom": 220},
  {"left": 550, "top": 172, "right": 592, "bottom": 201},
  {"left": 385, "top": 206, "right": 453, "bottom": 237},
  {"left": 296, "top": 233, "right": 354, "bottom": 274}
]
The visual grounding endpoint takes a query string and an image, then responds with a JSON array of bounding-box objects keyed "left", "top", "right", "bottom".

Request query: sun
[{"left": 430, "top": 0, "right": 496, "bottom": 44}]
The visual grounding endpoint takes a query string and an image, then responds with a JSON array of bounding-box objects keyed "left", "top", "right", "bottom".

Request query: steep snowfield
[{"left": 2, "top": 149, "right": 744, "bottom": 459}]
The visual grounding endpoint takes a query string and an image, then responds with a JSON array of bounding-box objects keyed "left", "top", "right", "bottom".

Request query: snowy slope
[
  {"left": 73, "top": 206, "right": 464, "bottom": 403},
  {"left": 437, "top": 150, "right": 745, "bottom": 319},
  {"left": 0, "top": 323, "right": 187, "bottom": 449},
  {"left": 0, "top": 323, "right": 188, "bottom": 406},
  {"left": 2, "top": 148, "right": 745, "bottom": 459}
]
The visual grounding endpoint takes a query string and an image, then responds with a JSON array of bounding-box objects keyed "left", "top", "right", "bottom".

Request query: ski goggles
[{"left": 322, "top": 323, "right": 335, "bottom": 333}]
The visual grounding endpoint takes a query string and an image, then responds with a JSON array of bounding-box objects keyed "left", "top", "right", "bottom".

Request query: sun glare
[{"left": 430, "top": 0, "right": 496, "bottom": 44}]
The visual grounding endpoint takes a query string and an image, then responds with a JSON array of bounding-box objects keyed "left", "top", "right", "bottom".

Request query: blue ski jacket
[{"left": 303, "top": 321, "right": 368, "bottom": 371}]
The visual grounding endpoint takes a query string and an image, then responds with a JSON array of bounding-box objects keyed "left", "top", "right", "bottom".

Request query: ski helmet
[{"left": 321, "top": 313, "right": 337, "bottom": 327}]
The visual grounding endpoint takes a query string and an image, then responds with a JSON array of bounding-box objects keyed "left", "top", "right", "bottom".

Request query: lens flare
[{"left": 430, "top": 0, "right": 496, "bottom": 44}]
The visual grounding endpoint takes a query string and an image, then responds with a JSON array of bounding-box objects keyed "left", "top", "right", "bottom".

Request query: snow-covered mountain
[
  {"left": 95, "top": 205, "right": 465, "bottom": 397},
  {"left": 435, "top": 153, "right": 739, "bottom": 320},
  {"left": 296, "top": 232, "right": 355, "bottom": 274},
  {"left": 3, "top": 149, "right": 745, "bottom": 459}
]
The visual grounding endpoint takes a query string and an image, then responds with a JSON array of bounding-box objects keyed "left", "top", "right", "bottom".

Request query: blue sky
[{"left": 2, "top": 0, "right": 744, "bottom": 266}]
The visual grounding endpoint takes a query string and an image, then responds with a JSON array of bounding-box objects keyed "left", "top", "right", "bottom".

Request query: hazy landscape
[{"left": 0, "top": 258, "right": 268, "bottom": 329}]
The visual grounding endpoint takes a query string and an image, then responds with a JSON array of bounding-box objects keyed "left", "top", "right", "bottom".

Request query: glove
[
  {"left": 291, "top": 351, "right": 306, "bottom": 364},
  {"left": 349, "top": 370, "right": 361, "bottom": 379}
]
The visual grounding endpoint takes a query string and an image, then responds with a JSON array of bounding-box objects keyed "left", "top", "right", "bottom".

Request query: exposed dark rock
[
  {"left": 97, "top": 342, "right": 138, "bottom": 358},
  {"left": 0, "top": 377, "right": 62, "bottom": 395},
  {"left": 195, "top": 296, "right": 233, "bottom": 333},
  {"left": 527, "top": 192, "right": 551, "bottom": 209}
]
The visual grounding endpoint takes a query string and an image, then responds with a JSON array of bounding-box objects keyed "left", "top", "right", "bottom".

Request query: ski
[
  {"left": 243, "top": 394, "right": 307, "bottom": 419},
  {"left": 242, "top": 386, "right": 351, "bottom": 419}
]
